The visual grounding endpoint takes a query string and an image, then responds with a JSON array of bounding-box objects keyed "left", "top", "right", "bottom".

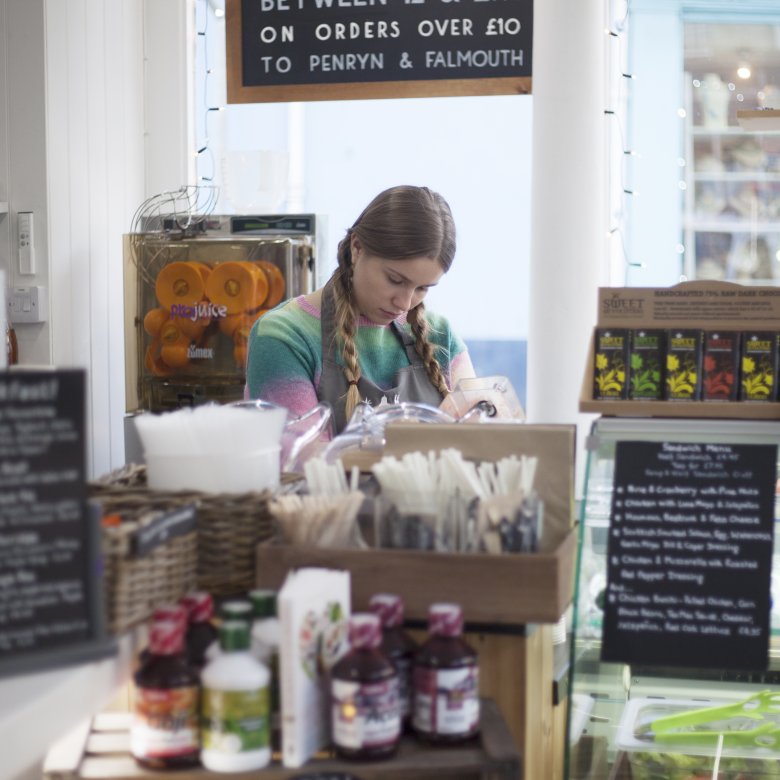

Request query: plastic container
[
  {"left": 145, "top": 447, "right": 280, "bottom": 494},
  {"left": 130, "top": 619, "right": 200, "bottom": 769},
  {"left": 615, "top": 696, "right": 780, "bottom": 780},
  {"left": 249, "top": 589, "right": 281, "bottom": 730},
  {"left": 369, "top": 593, "right": 417, "bottom": 727},
  {"left": 330, "top": 613, "right": 401, "bottom": 760},
  {"left": 201, "top": 620, "right": 271, "bottom": 772},
  {"left": 220, "top": 599, "right": 254, "bottom": 626},
  {"left": 412, "top": 603, "right": 480, "bottom": 743}
]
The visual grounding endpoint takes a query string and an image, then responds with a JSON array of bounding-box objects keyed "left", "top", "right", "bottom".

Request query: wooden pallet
[{"left": 44, "top": 699, "right": 521, "bottom": 780}]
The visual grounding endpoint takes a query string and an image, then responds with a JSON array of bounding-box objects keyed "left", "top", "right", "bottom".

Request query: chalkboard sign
[
  {"left": 226, "top": 0, "right": 532, "bottom": 103},
  {"left": 601, "top": 440, "right": 776, "bottom": 671},
  {"left": 0, "top": 369, "right": 114, "bottom": 678}
]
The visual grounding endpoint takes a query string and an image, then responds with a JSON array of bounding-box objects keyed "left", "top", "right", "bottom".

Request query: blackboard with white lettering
[
  {"left": 0, "top": 370, "right": 113, "bottom": 677},
  {"left": 601, "top": 440, "right": 776, "bottom": 671},
  {"left": 226, "top": 0, "right": 532, "bottom": 102}
]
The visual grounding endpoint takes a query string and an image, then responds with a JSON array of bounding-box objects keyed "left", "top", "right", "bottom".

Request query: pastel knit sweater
[{"left": 245, "top": 295, "right": 469, "bottom": 418}]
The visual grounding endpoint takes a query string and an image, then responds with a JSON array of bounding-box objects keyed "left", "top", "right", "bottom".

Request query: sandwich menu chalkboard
[
  {"left": 226, "top": 0, "right": 532, "bottom": 102},
  {"left": 0, "top": 369, "right": 113, "bottom": 677},
  {"left": 601, "top": 440, "right": 776, "bottom": 671}
]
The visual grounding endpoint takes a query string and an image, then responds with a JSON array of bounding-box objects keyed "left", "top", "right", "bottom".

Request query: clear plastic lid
[{"left": 447, "top": 376, "right": 525, "bottom": 422}]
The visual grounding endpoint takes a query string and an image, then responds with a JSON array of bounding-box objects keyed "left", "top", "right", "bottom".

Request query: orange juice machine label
[
  {"left": 664, "top": 329, "right": 702, "bottom": 401},
  {"left": 740, "top": 331, "right": 779, "bottom": 402},
  {"left": 627, "top": 329, "right": 664, "bottom": 401},
  {"left": 143, "top": 260, "right": 274, "bottom": 379},
  {"left": 593, "top": 329, "right": 628, "bottom": 400},
  {"left": 702, "top": 331, "right": 739, "bottom": 402}
]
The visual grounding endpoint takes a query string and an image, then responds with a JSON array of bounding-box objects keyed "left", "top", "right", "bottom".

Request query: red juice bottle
[
  {"left": 181, "top": 591, "right": 218, "bottom": 670},
  {"left": 369, "top": 593, "right": 417, "bottom": 728},
  {"left": 131, "top": 619, "right": 200, "bottom": 769},
  {"left": 412, "top": 602, "right": 480, "bottom": 743},
  {"left": 330, "top": 613, "right": 401, "bottom": 760}
]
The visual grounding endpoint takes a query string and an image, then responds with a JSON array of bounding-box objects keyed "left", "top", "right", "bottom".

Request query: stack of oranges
[{"left": 143, "top": 259, "right": 286, "bottom": 376}]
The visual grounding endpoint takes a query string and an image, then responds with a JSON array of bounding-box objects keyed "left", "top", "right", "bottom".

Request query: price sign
[
  {"left": 601, "top": 440, "right": 776, "bottom": 670},
  {"left": 226, "top": 0, "right": 533, "bottom": 102}
]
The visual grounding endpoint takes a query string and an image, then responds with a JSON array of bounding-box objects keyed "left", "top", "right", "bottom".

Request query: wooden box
[
  {"left": 580, "top": 280, "right": 780, "bottom": 420},
  {"left": 257, "top": 422, "right": 577, "bottom": 626}
]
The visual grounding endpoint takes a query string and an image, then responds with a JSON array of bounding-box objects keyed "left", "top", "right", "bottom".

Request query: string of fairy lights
[
  {"left": 604, "top": 0, "right": 643, "bottom": 281},
  {"left": 194, "top": 0, "right": 225, "bottom": 211}
]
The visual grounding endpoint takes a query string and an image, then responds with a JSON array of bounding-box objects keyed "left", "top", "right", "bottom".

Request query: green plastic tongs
[{"left": 636, "top": 691, "right": 780, "bottom": 748}]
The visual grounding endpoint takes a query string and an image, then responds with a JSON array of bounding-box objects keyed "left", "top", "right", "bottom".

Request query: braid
[
  {"left": 332, "top": 238, "right": 362, "bottom": 421},
  {"left": 407, "top": 304, "right": 450, "bottom": 398}
]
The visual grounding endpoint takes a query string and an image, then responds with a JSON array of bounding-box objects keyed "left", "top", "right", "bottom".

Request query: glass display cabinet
[{"left": 568, "top": 416, "right": 780, "bottom": 780}]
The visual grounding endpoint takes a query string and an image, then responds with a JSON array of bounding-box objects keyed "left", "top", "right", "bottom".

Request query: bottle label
[
  {"left": 332, "top": 677, "right": 401, "bottom": 750},
  {"left": 131, "top": 685, "right": 199, "bottom": 759},
  {"left": 202, "top": 687, "right": 270, "bottom": 753},
  {"left": 413, "top": 665, "right": 480, "bottom": 735}
]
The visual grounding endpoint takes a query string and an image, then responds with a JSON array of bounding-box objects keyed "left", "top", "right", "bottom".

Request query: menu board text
[
  {"left": 601, "top": 440, "right": 775, "bottom": 670},
  {"left": 0, "top": 371, "right": 91, "bottom": 659},
  {"left": 227, "top": 0, "right": 532, "bottom": 102}
]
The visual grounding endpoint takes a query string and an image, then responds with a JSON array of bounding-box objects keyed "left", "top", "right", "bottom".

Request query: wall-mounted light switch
[
  {"left": 9, "top": 286, "right": 47, "bottom": 323},
  {"left": 18, "top": 211, "right": 36, "bottom": 275}
]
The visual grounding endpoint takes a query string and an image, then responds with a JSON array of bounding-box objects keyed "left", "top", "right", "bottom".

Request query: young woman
[{"left": 245, "top": 185, "right": 475, "bottom": 434}]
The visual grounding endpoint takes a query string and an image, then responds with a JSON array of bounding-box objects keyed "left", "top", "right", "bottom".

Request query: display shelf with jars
[
  {"left": 567, "top": 417, "right": 780, "bottom": 780},
  {"left": 682, "top": 47, "right": 780, "bottom": 282}
]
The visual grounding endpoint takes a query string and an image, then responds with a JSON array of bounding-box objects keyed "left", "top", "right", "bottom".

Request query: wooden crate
[
  {"left": 44, "top": 699, "right": 520, "bottom": 780},
  {"left": 255, "top": 526, "right": 577, "bottom": 626}
]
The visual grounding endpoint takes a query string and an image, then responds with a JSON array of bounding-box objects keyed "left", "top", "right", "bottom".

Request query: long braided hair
[{"left": 330, "top": 185, "right": 456, "bottom": 421}]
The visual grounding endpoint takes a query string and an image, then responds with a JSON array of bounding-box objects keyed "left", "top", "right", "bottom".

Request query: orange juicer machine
[{"left": 123, "top": 214, "right": 320, "bottom": 413}]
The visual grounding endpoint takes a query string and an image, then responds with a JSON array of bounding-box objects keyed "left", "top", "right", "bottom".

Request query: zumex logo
[
  {"left": 187, "top": 345, "right": 213, "bottom": 360},
  {"left": 170, "top": 301, "right": 228, "bottom": 322},
  {"left": 602, "top": 294, "right": 644, "bottom": 315}
]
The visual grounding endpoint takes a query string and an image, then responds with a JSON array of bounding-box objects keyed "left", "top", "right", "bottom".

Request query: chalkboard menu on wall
[
  {"left": 0, "top": 370, "right": 113, "bottom": 677},
  {"left": 226, "top": 0, "right": 532, "bottom": 103},
  {"left": 601, "top": 440, "right": 776, "bottom": 671}
]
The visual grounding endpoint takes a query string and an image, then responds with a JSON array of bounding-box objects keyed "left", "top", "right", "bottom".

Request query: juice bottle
[
  {"left": 248, "top": 589, "right": 281, "bottom": 731},
  {"left": 369, "top": 593, "right": 417, "bottom": 728},
  {"left": 330, "top": 613, "right": 401, "bottom": 760},
  {"left": 412, "top": 602, "right": 480, "bottom": 743},
  {"left": 201, "top": 620, "right": 271, "bottom": 772},
  {"left": 181, "top": 591, "right": 218, "bottom": 670},
  {"left": 130, "top": 619, "right": 200, "bottom": 769}
]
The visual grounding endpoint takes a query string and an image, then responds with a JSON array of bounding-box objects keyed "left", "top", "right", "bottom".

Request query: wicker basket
[
  {"left": 90, "top": 483, "right": 198, "bottom": 633},
  {"left": 90, "top": 465, "right": 292, "bottom": 631}
]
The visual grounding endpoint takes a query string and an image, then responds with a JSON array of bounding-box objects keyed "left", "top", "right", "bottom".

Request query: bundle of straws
[
  {"left": 370, "top": 449, "right": 541, "bottom": 553},
  {"left": 269, "top": 457, "right": 366, "bottom": 548}
]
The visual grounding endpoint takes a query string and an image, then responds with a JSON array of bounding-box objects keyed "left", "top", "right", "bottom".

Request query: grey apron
[{"left": 318, "top": 280, "right": 444, "bottom": 434}]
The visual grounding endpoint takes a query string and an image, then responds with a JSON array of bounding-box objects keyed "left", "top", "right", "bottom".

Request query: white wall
[
  {"left": 0, "top": 0, "right": 50, "bottom": 365},
  {"left": 44, "top": 0, "right": 146, "bottom": 477},
  {"left": 0, "top": 0, "right": 191, "bottom": 479}
]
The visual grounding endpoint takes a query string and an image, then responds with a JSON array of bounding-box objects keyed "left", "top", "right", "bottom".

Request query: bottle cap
[
  {"left": 151, "top": 602, "right": 188, "bottom": 630},
  {"left": 219, "top": 620, "right": 251, "bottom": 652},
  {"left": 149, "top": 619, "right": 185, "bottom": 655},
  {"left": 349, "top": 613, "right": 382, "bottom": 649},
  {"left": 219, "top": 599, "right": 253, "bottom": 624},
  {"left": 369, "top": 593, "right": 404, "bottom": 628},
  {"left": 181, "top": 591, "right": 214, "bottom": 623},
  {"left": 428, "top": 603, "right": 463, "bottom": 637},
  {"left": 249, "top": 588, "right": 277, "bottom": 619}
]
